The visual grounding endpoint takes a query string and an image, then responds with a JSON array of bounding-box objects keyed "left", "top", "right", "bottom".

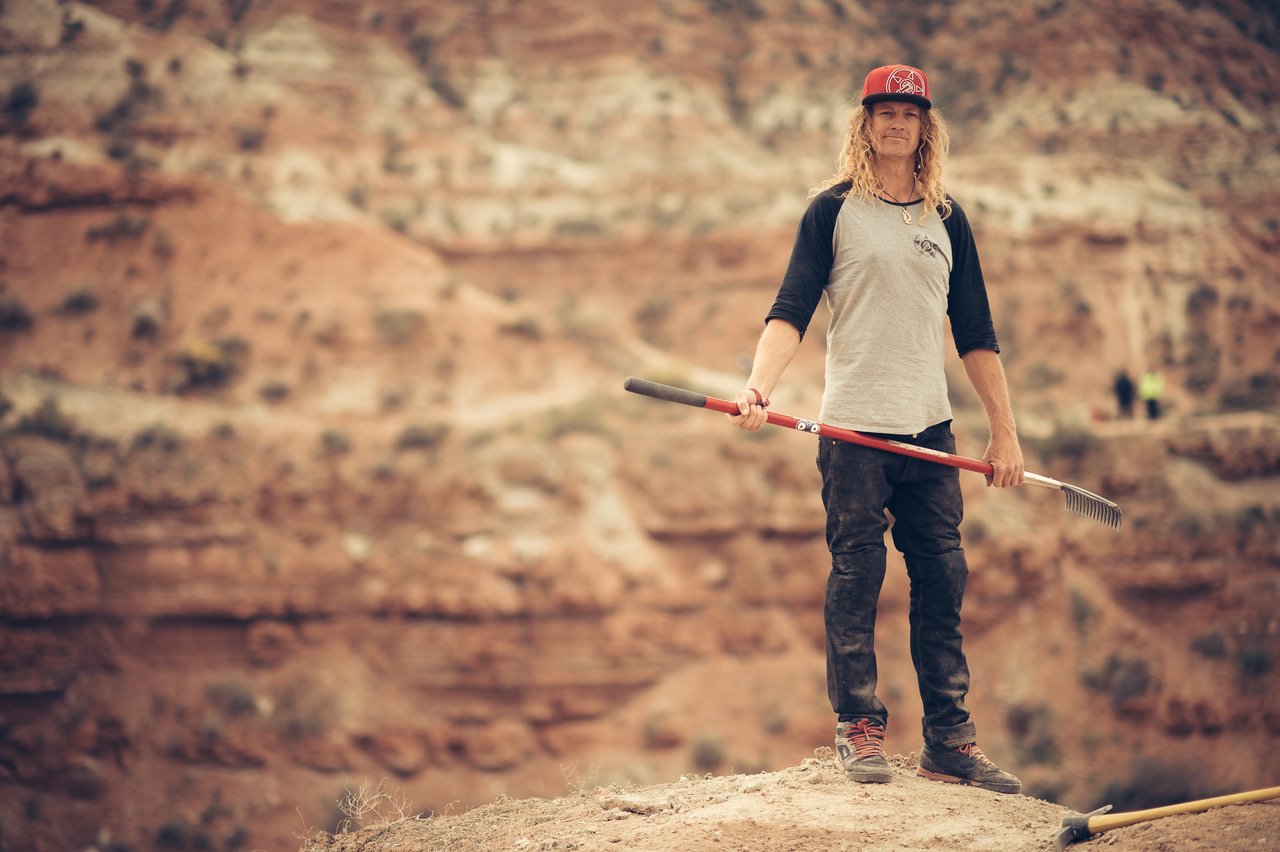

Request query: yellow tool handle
[{"left": 1090, "top": 785, "right": 1280, "bottom": 833}]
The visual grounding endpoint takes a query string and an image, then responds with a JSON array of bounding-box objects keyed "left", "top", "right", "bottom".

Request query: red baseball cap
[{"left": 861, "top": 64, "right": 931, "bottom": 109}]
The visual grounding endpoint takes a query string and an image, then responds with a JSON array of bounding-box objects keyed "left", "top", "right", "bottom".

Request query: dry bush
[{"left": 336, "top": 779, "right": 423, "bottom": 834}]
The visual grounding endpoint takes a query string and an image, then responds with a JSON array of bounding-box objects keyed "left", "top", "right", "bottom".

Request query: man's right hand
[{"left": 726, "top": 389, "right": 769, "bottom": 431}]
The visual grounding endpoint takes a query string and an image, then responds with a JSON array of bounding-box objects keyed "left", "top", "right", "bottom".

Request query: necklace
[{"left": 881, "top": 185, "right": 917, "bottom": 225}]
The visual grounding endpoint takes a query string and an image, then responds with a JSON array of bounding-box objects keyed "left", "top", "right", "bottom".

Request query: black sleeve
[
  {"left": 764, "top": 187, "right": 845, "bottom": 339},
  {"left": 943, "top": 197, "right": 1000, "bottom": 356}
]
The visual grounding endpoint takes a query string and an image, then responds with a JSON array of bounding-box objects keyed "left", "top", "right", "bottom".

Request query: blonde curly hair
[{"left": 813, "top": 103, "right": 952, "bottom": 221}]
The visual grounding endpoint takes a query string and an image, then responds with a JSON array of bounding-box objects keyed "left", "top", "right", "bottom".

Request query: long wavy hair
[{"left": 813, "top": 103, "right": 952, "bottom": 221}]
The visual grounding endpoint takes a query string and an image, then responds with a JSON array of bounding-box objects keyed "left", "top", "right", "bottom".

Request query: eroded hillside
[{"left": 1, "top": 1, "right": 1278, "bottom": 850}]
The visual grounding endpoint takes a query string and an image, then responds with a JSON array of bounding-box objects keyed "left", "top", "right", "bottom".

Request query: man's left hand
[{"left": 983, "top": 432, "right": 1025, "bottom": 488}]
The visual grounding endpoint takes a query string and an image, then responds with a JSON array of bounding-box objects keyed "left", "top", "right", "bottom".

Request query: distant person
[
  {"left": 1139, "top": 369, "right": 1164, "bottom": 420},
  {"left": 1113, "top": 370, "right": 1135, "bottom": 419},
  {"left": 726, "top": 64, "right": 1022, "bottom": 794}
]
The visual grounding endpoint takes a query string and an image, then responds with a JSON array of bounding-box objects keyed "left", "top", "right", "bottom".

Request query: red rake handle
[{"left": 623, "top": 377, "right": 994, "bottom": 476}]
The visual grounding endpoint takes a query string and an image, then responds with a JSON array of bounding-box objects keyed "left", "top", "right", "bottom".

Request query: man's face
[{"left": 868, "top": 101, "right": 923, "bottom": 158}]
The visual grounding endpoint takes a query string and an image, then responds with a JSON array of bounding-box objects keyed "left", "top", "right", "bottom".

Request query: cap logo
[{"left": 885, "top": 67, "right": 926, "bottom": 97}]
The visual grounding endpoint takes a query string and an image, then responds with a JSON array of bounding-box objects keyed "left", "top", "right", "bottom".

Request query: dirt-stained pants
[{"left": 816, "top": 421, "right": 977, "bottom": 748}]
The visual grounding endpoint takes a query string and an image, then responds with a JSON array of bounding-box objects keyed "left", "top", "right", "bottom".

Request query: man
[
  {"left": 1113, "top": 370, "right": 1136, "bottom": 419},
  {"left": 727, "top": 64, "right": 1023, "bottom": 794},
  {"left": 1138, "top": 369, "right": 1164, "bottom": 420}
]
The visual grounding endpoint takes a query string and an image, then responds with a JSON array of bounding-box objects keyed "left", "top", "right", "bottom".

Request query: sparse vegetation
[
  {"left": 1024, "top": 423, "right": 1098, "bottom": 466},
  {"left": 12, "top": 397, "right": 77, "bottom": 442},
  {"left": 86, "top": 213, "right": 150, "bottom": 243},
  {"left": 395, "top": 423, "right": 448, "bottom": 451},
  {"left": 1069, "top": 586, "right": 1096, "bottom": 632},
  {"left": 57, "top": 287, "right": 101, "bottom": 316},
  {"left": 1236, "top": 642, "right": 1272, "bottom": 678},
  {"left": 1005, "top": 701, "right": 1061, "bottom": 766},
  {"left": 130, "top": 297, "right": 166, "bottom": 339},
  {"left": 131, "top": 424, "right": 183, "bottom": 453},
  {"left": 0, "top": 297, "right": 34, "bottom": 332},
  {"left": 207, "top": 680, "right": 257, "bottom": 718},
  {"left": 1081, "top": 653, "right": 1154, "bottom": 712},
  {"left": 173, "top": 338, "right": 247, "bottom": 391},
  {"left": 373, "top": 308, "right": 425, "bottom": 346},
  {"left": 499, "top": 314, "right": 542, "bottom": 340},
  {"left": 1190, "top": 631, "right": 1227, "bottom": 658},
  {"left": 1219, "top": 372, "right": 1280, "bottom": 411},
  {"left": 258, "top": 380, "right": 291, "bottom": 403},
  {"left": 320, "top": 430, "right": 352, "bottom": 455},
  {"left": 540, "top": 401, "right": 610, "bottom": 441},
  {"left": 335, "top": 779, "right": 422, "bottom": 834},
  {"left": 690, "top": 734, "right": 724, "bottom": 772},
  {"left": 3, "top": 80, "right": 39, "bottom": 129}
]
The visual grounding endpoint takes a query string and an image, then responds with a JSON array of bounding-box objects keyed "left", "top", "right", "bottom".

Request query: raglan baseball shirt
[{"left": 765, "top": 181, "right": 999, "bottom": 435}]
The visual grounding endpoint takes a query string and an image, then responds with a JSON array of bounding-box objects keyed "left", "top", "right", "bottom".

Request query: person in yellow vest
[{"left": 1139, "top": 369, "right": 1165, "bottom": 420}]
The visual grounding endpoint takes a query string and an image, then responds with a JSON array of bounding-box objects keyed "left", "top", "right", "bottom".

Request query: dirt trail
[{"left": 299, "top": 751, "right": 1280, "bottom": 852}]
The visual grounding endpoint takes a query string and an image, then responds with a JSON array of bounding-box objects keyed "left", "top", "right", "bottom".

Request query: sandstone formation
[{"left": 1, "top": 1, "right": 1278, "bottom": 849}]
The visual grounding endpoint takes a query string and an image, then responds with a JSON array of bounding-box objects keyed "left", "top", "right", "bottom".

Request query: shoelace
[
  {"left": 839, "top": 719, "right": 886, "bottom": 759},
  {"left": 957, "top": 743, "right": 992, "bottom": 766}
]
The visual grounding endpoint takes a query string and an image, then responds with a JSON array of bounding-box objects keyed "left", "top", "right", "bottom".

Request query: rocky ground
[{"left": 299, "top": 751, "right": 1280, "bottom": 851}]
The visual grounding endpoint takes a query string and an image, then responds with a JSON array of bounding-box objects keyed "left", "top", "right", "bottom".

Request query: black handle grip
[{"left": 623, "top": 377, "right": 709, "bottom": 409}]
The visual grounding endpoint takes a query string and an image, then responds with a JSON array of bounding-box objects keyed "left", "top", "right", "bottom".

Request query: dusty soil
[{"left": 300, "top": 750, "right": 1280, "bottom": 852}]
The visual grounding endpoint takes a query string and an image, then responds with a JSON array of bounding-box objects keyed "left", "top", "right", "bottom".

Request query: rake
[{"left": 624, "top": 377, "right": 1122, "bottom": 530}]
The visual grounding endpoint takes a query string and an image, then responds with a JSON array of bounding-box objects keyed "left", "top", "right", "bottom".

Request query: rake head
[{"left": 1060, "top": 482, "right": 1123, "bottom": 529}]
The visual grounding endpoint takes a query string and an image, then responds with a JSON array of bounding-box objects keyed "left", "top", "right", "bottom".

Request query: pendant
[{"left": 902, "top": 208, "right": 912, "bottom": 225}]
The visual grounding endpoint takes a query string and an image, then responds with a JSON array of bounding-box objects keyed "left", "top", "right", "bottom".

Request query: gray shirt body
[{"left": 766, "top": 183, "right": 999, "bottom": 435}]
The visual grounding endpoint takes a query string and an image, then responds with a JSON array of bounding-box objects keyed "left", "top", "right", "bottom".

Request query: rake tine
[{"left": 1025, "top": 473, "right": 1123, "bottom": 529}]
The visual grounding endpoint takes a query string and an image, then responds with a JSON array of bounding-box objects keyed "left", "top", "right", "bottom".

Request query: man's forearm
[
  {"left": 961, "top": 348, "right": 1017, "bottom": 437},
  {"left": 746, "top": 319, "right": 802, "bottom": 398}
]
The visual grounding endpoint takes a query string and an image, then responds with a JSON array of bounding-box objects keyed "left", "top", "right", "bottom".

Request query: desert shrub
[
  {"left": 541, "top": 401, "right": 610, "bottom": 441},
  {"left": 689, "top": 735, "right": 724, "bottom": 772},
  {"left": 1190, "top": 631, "right": 1227, "bottom": 658},
  {"left": 130, "top": 424, "right": 182, "bottom": 453},
  {"left": 1005, "top": 702, "right": 1061, "bottom": 766},
  {"left": 14, "top": 397, "right": 78, "bottom": 442},
  {"left": 320, "top": 430, "right": 351, "bottom": 455},
  {"left": 1237, "top": 643, "right": 1272, "bottom": 678},
  {"left": 499, "top": 314, "right": 542, "bottom": 340},
  {"left": 1070, "top": 586, "right": 1096, "bottom": 632},
  {"left": 236, "top": 124, "right": 265, "bottom": 151},
  {"left": 634, "top": 296, "right": 672, "bottom": 328},
  {"left": 1091, "top": 757, "right": 1225, "bottom": 812},
  {"left": 258, "top": 381, "right": 290, "bottom": 403},
  {"left": 1081, "top": 653, "right": 1154, "bottom": 710},
  {"left": 335, "top": 779, "right": 419, "bottom": 834},
  {"left": 128, "top": 297, "right": 166, "bottom": 339},
  {"left": 174, "top": 338, "right": 246, "bottom": 391},
  {"left": 153, "top": 818, "right": 195, "bottom": 849},
  {"left": 1219, "top": 372, "right": 1280, "bottom": 412},
  {"left": 207, "top": 680, "right": 256, "bottom": 718},
  {"left": 759, "top": 703, "right": 788, "bottom": 735},
  {"left": 152, "top": 229, "right": 174, "bottom": 261},
  {"left": 373, "top": 308, "right": 425, "bottom": 345},
  {"left": 3, "top": 80, "right": 38, "bottom": 127},
  {"left": 85, "top": 213, "right": 150, "bottom": 243},
  {"left": 395, "top": 423, "right": 448, "bottom": 451},
  {"left": 0, "top": 297, "right": 33, "bottom": 332},
  {"left": 1024, "top": 423, "right": 1098, "bottom": 465},
  {"left": 57, "top": 287, "right": 101, "bottom": 315}
]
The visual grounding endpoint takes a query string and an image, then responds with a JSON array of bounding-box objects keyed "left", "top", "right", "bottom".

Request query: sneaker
[
  {"left": 917, "top": 742, "right": 1022, "bottom": 794},
  {"left": 834, "top": 719, "right": 893, "bottom": 783}
]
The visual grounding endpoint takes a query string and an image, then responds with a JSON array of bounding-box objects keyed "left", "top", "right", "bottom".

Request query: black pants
[{"left": 816, "top": 421, "right": 976, "bottom": 748}]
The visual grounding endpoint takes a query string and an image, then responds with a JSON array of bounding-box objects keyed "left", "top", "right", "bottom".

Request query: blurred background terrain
[{"left": 1, "top": 0, "right": 1278, "bottom": 849}]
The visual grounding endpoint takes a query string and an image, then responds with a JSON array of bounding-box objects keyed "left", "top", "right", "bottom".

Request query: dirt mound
[{"left": 298, "top": 750, "right": 1280, "bottom": 851}]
